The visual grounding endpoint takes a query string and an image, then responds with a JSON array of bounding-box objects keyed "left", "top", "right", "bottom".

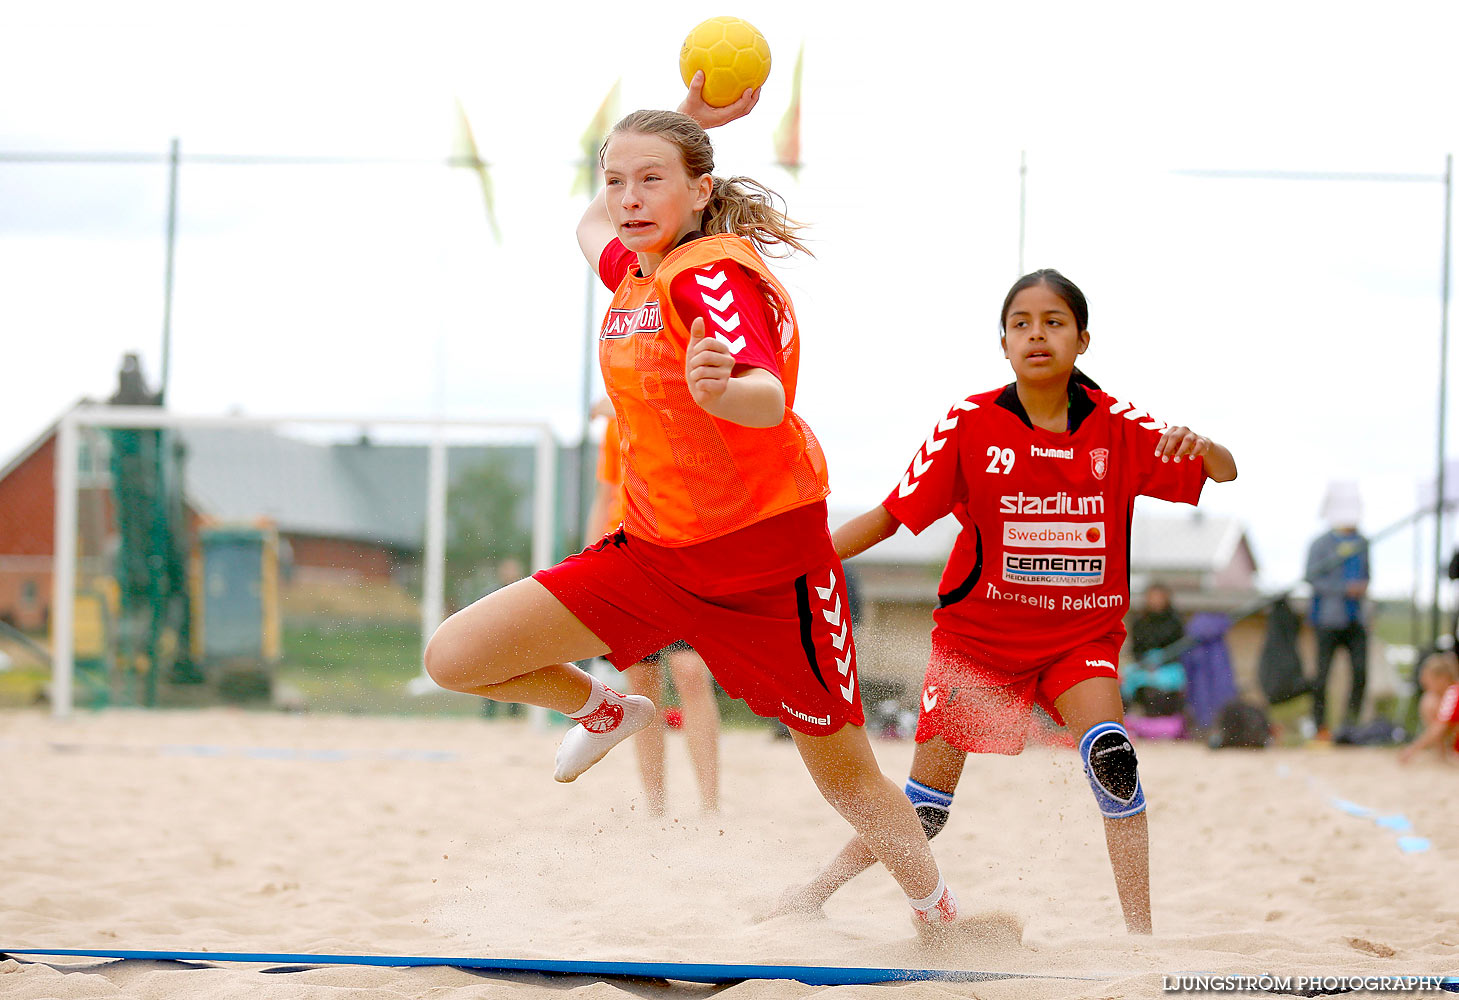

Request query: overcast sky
[{"left": 4, "top": 0, "right": 1459, "bottom": 604}]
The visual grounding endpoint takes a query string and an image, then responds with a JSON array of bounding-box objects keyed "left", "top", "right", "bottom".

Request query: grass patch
[{"left": 278, "top": 618, "right": 476, "bottom": 715}]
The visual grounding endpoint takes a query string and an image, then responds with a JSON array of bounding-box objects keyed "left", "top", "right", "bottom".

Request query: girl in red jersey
[
  {"left": 424, "top": 79, "right": 960, "bottom": 928},
  {"left": 770, "top": 269, "right": 1238, "bottom": 934}
]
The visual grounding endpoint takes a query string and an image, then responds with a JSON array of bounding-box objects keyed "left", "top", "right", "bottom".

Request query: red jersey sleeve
[
  {"left": 882, "top": 404, "right": 968, "bottom": 533},
  {"left": 1439, "top": 684, "right": 1459, "bottom": 725},
  {"left": 597, "top": 239, "right": 635, "bottom": 291},
  {"left": 668, "top": 260, "right": 781, "bottom": 377},
  {"left": 1114, "top": 398, "right": 1206, "bottom": 506}
]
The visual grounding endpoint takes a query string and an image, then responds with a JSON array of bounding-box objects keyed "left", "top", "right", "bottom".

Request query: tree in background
[{"left": 445, "top": 457, "right": 532, "bottom": 612}]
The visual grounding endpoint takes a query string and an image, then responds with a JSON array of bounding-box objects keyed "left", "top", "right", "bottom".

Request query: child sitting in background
[{"left": 1398, "top": 651, "right": 1459, "bottom": 764}]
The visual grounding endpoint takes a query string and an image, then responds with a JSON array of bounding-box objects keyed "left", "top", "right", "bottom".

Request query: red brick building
[
  {"left": 0, "top": 410, "right": 426, "bottom": 632},
  {"left": 0, "top": 402, "right": 572, "bottom": 634},
  {"left": 0, "top": 429, "right": 61, "bottom": 631}
]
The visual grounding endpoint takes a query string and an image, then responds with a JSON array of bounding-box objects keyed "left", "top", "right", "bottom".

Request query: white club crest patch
[{"left": 1090, "top": 447, "right": 1109, "bottom": 481}]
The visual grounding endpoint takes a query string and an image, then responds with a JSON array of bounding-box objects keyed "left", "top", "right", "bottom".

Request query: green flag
[
  {"left": 573, "top": 79, "right": 621, "bottom": 196},
  {"left": 453, "top": 97, "right": 502, "bottom": 242}
]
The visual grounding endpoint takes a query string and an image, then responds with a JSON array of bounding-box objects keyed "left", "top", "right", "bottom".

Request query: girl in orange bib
[{"left": 424, "top": 79, "right": 960, "bottom": 928}]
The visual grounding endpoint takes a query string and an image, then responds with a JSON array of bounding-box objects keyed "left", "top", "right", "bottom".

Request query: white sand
[{"left": 1, "top": 708, "right": 1455, "bottom": 999}]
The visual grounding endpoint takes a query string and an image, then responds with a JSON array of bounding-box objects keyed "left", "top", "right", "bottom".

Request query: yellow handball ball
[{"left": 679, "top": 16, "right": 772, "bottom": 108}]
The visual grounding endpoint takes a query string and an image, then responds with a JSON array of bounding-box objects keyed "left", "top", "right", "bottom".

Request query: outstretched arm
[
  {"left": 1398, "top": 720, "right": 1458, "bottom": 763},
  {"left": 832, "top": 505, "right": 899, "bottom": 561},
  {"left": 1154, "top": 426, "right": 1237, "bottom": 483}
]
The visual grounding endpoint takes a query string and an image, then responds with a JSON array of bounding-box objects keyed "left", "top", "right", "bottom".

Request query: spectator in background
[
  {"left": 1124, "top": 584, "right": 1186, "bottom": 718},
  {"left": 1398, "top": 651, "right": 1459, "bottom": 764},
  {"left": 1305, "top": 482, "right": 1370, "bottom": 740},
  {"left": 1130, "top": 583, "right": 1184, "bottom": 662}
]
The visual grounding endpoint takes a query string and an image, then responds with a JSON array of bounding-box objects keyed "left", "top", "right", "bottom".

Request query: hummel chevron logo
[
  {"left": 710, "top": 311, "right": 741, "bottom": 333},
  {"left": 715, "top": 334, "right": 746, "bottom": 354},
  {"left": 835, "top": 652, "right": 851, "bottom": 677},
  {"left": 700, "top": 289, "right": 734, "bottom": 312},
  {"left": 821, "top": 594, "right": 842, "bottom": 627},
  {"left": 899, "top": 400, "right": 969, "bottom": 498},
  {"left": 922, "top": 687, "right": 939, "bottom": 712},
  {"left": 1109, "top": 399, "right": 1166, "bottom": 431},
  {"left": 814, "top": 572, "right": 837, "bottom": 601},
  {"left": 840, "top": 674, "right": 856, "bottom": 703},
  {"left": 829, "top": 620, "right": 847, "bottom": 650},
  {"left": 695, "top": 270, "right": 728, "bottom": 290}
]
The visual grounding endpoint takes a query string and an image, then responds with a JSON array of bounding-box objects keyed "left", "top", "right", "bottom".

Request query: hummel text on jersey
[
  {"left": 1030, "top": 444, "right": 1074, "bottom": 459},
  {"left": 1002, "top": 553, "right": 1106, "bottom": 587},
  {"left": 781, "top": 703, "right": 832, "bottom": 727},
  {"left": 999, "top": 492, "right": 1106, "bottom": 516}
]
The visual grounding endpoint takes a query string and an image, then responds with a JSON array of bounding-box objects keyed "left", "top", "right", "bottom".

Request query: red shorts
[
  {"left": 534, "top": 530, "right": 864, "bottom": 736},
  {"left": 914, "top": 630, "right": 1120, "bottom": 755}
]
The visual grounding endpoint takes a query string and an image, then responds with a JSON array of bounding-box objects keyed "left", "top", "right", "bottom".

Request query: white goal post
[{"left": 51, "top": 405, "right": 559, "bottom": 719}]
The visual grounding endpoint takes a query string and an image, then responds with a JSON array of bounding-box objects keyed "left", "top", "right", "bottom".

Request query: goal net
[{"left": 48, "top": 404, "right": 567, "bottom": 719}]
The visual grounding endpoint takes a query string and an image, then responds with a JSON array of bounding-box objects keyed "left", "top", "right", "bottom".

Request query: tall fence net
[{"left": 35, "top": 406, "right": 569, "bottom": 717}]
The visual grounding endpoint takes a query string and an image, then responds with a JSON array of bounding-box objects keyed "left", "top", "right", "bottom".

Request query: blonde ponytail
[{"left": 703, "top": 175, "right": 810, "bottom": 257}]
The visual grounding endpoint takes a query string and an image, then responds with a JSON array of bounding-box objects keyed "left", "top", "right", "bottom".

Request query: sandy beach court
[{"left": 2, "top": 708, "right": 1455, "bottom": 998}]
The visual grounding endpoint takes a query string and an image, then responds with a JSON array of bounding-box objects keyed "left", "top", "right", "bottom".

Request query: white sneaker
[{"left": 553, "top": 694, "right": 655, "bottom": 782}]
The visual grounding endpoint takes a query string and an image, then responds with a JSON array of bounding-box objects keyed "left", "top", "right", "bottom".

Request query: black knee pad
[
  {"left": 915, "top": 804, "right": 949, "bottom": 840},
  {"left": 905, "top": 778, "right": 953, "bottom": 840},
  {"left": 1079, "top": 721, "right": 1146, "bottom": 818}
]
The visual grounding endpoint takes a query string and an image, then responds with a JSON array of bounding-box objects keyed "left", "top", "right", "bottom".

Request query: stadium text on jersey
[{"left": 998, "top": 492, "right": 1106, "bottom": 515}]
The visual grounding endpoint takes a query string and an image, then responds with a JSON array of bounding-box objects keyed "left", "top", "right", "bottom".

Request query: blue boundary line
[{"left": 0, "top": 948, "right": 1083, "bottom": 986}]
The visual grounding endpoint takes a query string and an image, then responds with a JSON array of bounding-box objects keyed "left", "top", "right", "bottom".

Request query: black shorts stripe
[
  {"left": 793, "top": 574, "right": 830, "bottom": 692},
  {"left": 937, "top": 525, "right": 983, "bottom": 608}
]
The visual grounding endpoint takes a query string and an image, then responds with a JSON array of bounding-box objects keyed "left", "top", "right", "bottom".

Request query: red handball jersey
[
  {"left": 882, "top": 381, "right": 1207, "bottom": 670},
  {"left": 1439, "top": 683, "right": 1459, "bottom": 752}
]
